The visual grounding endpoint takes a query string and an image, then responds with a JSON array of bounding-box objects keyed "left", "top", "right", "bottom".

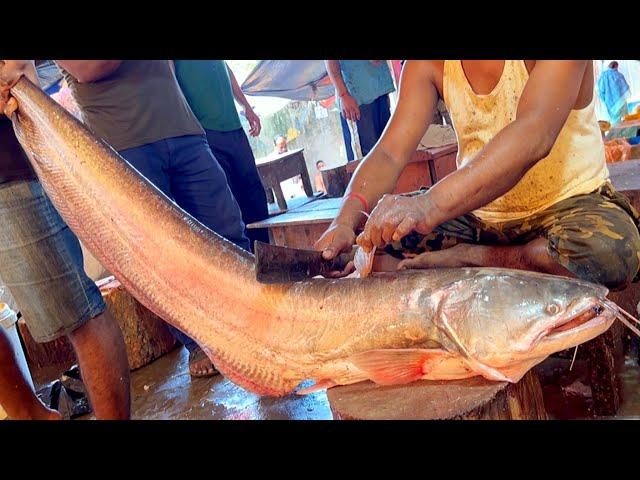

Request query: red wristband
[{"left": 347, "top": 192, "right": 369, "bottom": 213}]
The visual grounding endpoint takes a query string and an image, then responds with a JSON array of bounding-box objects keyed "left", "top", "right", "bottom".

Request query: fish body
[{"left": 9, "top": 78, "right": 617, "bottom": 396}]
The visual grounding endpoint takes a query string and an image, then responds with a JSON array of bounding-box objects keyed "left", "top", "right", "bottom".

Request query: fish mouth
[{"left": 544, "top": 299, "right": 612, "bottom": 340}]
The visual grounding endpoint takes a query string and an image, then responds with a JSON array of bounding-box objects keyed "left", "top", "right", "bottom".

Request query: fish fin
[
  {"left": 349, "top": 349, "right": 446, "bottom": 386},
  {"left": 296, "top": 379, "right": 338, "bottom": 395},
  {"left": 463, "top": 357, "right": 512, "bottom": 383}
]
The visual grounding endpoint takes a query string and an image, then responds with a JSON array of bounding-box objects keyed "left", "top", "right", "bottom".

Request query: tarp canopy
[{"left": 241, "top": 60, "right": 334, "bottom": 101}]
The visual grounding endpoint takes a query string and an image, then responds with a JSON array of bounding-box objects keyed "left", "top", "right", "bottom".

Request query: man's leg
[
  {"left": 0, "top": 325, "right": 61, "bottom": 420},
  {"left": 119, "top": 140, "right": 211, "bottom": 375},
  {"left": 119, "top": 140, "right": 198, "bottom": 354},
  {"left": 339, "top": 114, "right": 355, "bottom": 162},
  {"left": 397, "top": 184, "right": 640, "bottom": 290},
  {"left": 67, "top": 310, "right": 130, "bottom": 419},
  {"left": 167, "top": 134, "right": 251, "bottom": 252},
  {"left": 205, "top": 129, "right": 270, "bottom": 249},
  {"left": 372, "top": 94, "right": 391, "bottom": 142},
  {"left": 166, "top": 134, "right": 250, "bottom": 376},
  {"left": 0, "top": 180, "right": 130, "bottom": 419},
  {"left": 356, "top": 100, "right": 383, "bottom": 156},
  {"left": 118, "top": 141, "right": 172, "bottom": 195}
]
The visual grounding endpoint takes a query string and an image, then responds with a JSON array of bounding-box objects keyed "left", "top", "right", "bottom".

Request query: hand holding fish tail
[
  {"left": 356, "top": 193, "right": 435, "bottom": 252},
  {"left": 0, "top": 60, "right": 38, "bottom": 116}
]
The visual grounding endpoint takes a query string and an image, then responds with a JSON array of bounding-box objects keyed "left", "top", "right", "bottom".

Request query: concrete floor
[
  {"left": 121, "top": 348, "right": 333, "bottom": 420},
  {"left": 75, "top": 346, "right": 640, "bottom": 420}
]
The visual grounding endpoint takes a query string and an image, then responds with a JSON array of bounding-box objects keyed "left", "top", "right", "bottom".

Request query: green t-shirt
[{"left": 173, "top": 60, "right": 242, "bottom": 132}]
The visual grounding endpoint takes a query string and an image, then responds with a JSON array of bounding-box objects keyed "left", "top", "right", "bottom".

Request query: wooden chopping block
[
  {"left": 326, "top": 370, "right": 547, "bottom": 420},
  {"left": 97, "top": 277, "right": 178, "bottom": 370},
  {"left": 18, "top": 277, "right": 177, "bottom": 372}
]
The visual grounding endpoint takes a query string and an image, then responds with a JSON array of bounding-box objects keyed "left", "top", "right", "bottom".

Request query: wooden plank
[
  {"left": 250, "top": 209, "right": 339, "bottom": 228},
  {"left": 248, "top": 198, "right": 341, "bottom": 229},
  {"left": 266, "top": 192, "right": 324, "bottom": 216},
  {"left": 292, "top": 197, "right": 343, "bottom": 213}
]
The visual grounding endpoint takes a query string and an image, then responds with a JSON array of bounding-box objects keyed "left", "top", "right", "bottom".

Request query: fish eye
[{"left": 545, "top": 303, "right": 561, "bottom": 315}]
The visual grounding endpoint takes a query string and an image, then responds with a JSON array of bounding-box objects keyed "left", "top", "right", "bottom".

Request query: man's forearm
[
  {"left": 325, "top": 60, "right": 349, "bottom": 96},
  {"left": 423, "top": 117, "right": 553, "bottom": 228},
  {"left": 333, "top": 146, "right": 407, "bottom": 230},
  {"left": 56, "top": 60, "right": 122, "bottom": 83},
  {"left": 226, "top": 64, "right": 251, "bottom": 109}
]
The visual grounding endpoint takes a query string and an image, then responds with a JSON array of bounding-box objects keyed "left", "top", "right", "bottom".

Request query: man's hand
[
  {"left": 340, "top": 93, "right": 360, "bottom": 122},
  {"left": 314, "top": 223, "right": 357, "bottom": 278},
  {"left": 356, "top": 194, "right": 435, "bottom": 252},
  {"left": 243, "top": 106, "right": 261, "bottom": 137},
  {"left": 0, "top": 60, "right": 37, "bottom": 117}
]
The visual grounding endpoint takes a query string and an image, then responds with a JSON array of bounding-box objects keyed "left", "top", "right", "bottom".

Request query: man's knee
[{"left": 555, "top": 238, "right": 640, "bottom": 290}]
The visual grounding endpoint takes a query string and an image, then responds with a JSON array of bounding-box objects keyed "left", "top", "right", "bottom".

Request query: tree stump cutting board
[{"left": 326, "top": 370, "right": 547, "bottom": 420}]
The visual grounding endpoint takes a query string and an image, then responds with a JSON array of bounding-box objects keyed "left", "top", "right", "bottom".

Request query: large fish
[{"left": 8, "top": 78, "right": 636, "bottom": 396}]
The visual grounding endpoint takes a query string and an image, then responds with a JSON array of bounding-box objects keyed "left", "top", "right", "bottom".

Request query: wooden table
[
  {"left": 248, "top": 145, "right": 458, "bottom": 248},
  {"left": 255, "top": 148, "right": 314, "bottom": 212}
]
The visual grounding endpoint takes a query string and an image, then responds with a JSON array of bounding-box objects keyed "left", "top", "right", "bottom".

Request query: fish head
[{"left": 432, "top": 268, "right": 615, "bottom": 365}]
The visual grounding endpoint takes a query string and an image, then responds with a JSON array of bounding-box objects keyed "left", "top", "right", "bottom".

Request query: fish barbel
[{"left": 8, "top": 78, "right": 625, "bottom": 396}]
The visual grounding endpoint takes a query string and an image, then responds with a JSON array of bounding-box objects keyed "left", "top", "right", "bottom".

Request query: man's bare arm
[
  {"left": 226, "top": 63, "right": 251, "bottom": 110},
  {"left": 325, "top": 60, "right": 361, "bottom": 121},
  {"left": 325, "top": 60, "right": 349, "bottom": 96},
  {"left": 422, "top": 60, "right": 589, "bottom": 229},
  {"left": 56, "top": 61, "right": 122, "bottom": 83},
  {"left": 337, "top": 61, "right": 439, "bottom": 227},
  {"left": 315, "top": 61, "right": 440, "bottom": 262}
]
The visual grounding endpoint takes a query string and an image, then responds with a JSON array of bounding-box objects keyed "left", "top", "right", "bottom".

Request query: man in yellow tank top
[{"left": 316, "top": 61, "right": 640, "bottom": 290}]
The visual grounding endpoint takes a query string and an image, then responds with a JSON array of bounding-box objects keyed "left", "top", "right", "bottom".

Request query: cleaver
[{"left": 254, "top": 241, "right": 354, "bottom": 284}]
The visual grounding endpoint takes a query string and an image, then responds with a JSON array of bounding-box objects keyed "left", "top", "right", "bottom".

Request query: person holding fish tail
[
  {"left": 316, "top": 61, "right": 640, "bottom": 290},
  {"left": 0, "top": 60, "right": 130, "bottom": 419},
  {"left": 52, "top": 60, "right": 251, "bottom": 378}
]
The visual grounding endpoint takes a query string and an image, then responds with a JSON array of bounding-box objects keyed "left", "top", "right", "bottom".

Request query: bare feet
[
  {"left": 397, "top": 244, "right": 479, "bottom": 270},
  {"left": 8, "top": 403, "right": 63, "bottom": 420},
  {"left": 39, "top": 408, "right": 64, "bottom": 421},
  {"left": 188, "top": 348, "right": 219, "bottom": 378}
]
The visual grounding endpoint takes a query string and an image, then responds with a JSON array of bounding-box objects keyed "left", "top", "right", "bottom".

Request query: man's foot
[
  {"left": 188, "top": 348, "right": 219, "bottom": 378},
  {"left": 10, "top": 404, "right": 63, "bottom": 420},
  {"left": 40, "top": 408, "right": 64, "bottom": 420},
  {"left": 397, "top": 244, "right": 480, "bottom": 270}
]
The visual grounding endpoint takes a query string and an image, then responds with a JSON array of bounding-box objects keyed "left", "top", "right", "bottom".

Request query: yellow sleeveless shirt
[{"left": 443, "top": 60, "right": 609, "bottom": 223}]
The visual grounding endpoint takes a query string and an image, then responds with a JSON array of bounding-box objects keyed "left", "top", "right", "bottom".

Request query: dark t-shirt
[
  {"left": 60, "top": 60, "right": 204, "bottom": 151},
  {"left": 0, "top": 116, "right": 36, "bottom": 185}
]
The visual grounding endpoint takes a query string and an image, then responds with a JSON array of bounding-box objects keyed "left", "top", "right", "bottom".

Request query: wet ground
[
  {"left": 72, "top": 346, "right": 640, "bottom": 420},
  {"left": 82, "top": 347, "right": 334, "bottom": 420}
]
